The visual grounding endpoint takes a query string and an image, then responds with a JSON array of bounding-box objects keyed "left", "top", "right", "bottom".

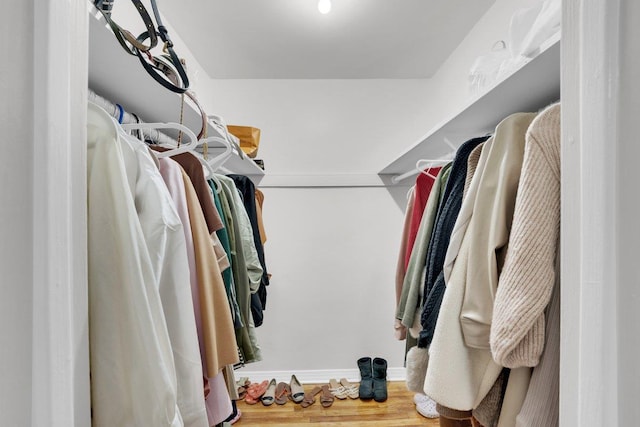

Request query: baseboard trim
[{"left": 233, "top": 367, "right": 406, "bottom": 384}]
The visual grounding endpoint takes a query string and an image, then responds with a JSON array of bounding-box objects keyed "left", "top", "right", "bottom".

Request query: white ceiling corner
[{"left": 160, "top": 0, "right": 496, "bottom": 79}]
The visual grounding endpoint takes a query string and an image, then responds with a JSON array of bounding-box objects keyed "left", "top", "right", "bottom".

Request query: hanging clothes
[
  {"left": 424, "top": 112, "right": 536, "bottom": 414},
  {"left": 394, "top": 186, "right": 415, "bottom": 341},
  {"left": 216, "top": 175, "right": 263, "bottom": 363},
  {"left": 405, "top": 167, "right": 442, "bottom": 269},
  {"left": 229, "top": 174, "right": 270, "bottom": 327},
  {"left": 119, "top": 133, "right": 208, "bottom": 427},
  {"left": 492, "top": 103, "right": 561, "bottom": 427},
  {"left": 396, "top": 164, "right": 452, "bottom": 336},
  {"left": 182, "top": 168, "right": 240, "bottom": 375},
  {"left": 87, "top": 103, "right": 183, "bottom": 427},
  {"left": 209, "top": 180, "right": 242, "bottom": 330},
  {"left": 255, "top": 189, "right": 268, "bottom": 245},
  {"left": 418, "top": 135, "right": 489, "bottom": 348}
]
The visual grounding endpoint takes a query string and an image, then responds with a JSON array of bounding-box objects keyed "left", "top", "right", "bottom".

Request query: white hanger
[
  {"left": 121, "top": 122, "right": 198, "bottom": 158},
  {"left": 199, "top": 135, "right": 234, "bottom": 172},
  {"left": 415, "top": 158, "right": 450, "bottom": 180}
]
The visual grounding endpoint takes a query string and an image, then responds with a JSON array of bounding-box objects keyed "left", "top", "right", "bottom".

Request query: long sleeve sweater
[{"left": 490, "top": 103, "right": 561, "bottom": 368}]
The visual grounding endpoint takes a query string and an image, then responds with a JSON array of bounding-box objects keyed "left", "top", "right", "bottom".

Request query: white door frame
[
  {"left": 561, "top": 0, "right": 639, "bottom": 425},
  {"left": 1, "top": 0, "right": 89, "bottom": 425}
]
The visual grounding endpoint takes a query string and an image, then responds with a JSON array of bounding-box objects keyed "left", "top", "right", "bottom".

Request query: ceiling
[{"left": 161, "top": 0, "right": 496, "bottom": 79}]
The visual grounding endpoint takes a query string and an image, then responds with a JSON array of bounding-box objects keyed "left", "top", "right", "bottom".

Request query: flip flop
[
  {"left": 320, "top": 385, "right": 335, "bottom": 408},
  {"left": 275, "top": 382, "right": 291, "bottom": 405},
  {"left": 339, "top": 378, "right": 359, "bottom": 399},
  {"left": 289, "top": 375, "right": 305, "bottom": 403},
  {"left": 328, "top": 378, "right": 347, "bottom": 399},
  {"left": 300, "top": 386, "right": 322, "bottom": 408}
]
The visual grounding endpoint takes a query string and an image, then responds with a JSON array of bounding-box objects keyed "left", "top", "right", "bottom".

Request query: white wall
[
  {"left": 242, "top": 186, "right": 409, "bottom": 375},
  {"left": 414, "top": 0, "right": 544, "bottom": 135},
  {"left": 1, "top": 2, "right": 35, "bottom": 424},
  {"left": 202, "top": 79, "right": 436, "bottom": 175}
]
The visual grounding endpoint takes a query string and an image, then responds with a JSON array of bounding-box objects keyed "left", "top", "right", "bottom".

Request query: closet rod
[
  {"left": 390, "top": 168, "right": 422, "bottom": 184},
  {"left": 88, "top": 89, "right": 180, "bottom": 147}
]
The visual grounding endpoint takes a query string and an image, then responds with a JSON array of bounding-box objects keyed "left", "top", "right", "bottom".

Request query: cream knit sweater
[{"left": 490, "top": 103, "right": 561, "bottom": 368}]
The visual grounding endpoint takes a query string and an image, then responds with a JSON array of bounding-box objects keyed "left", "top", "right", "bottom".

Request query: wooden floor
[{"left": 235, "top": 381, "right": 439, "bottom": 426}]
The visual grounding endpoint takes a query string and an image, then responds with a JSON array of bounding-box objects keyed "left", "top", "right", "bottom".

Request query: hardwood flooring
[{"left": 235, "top": 381, "right": 439, "bottom": 426}]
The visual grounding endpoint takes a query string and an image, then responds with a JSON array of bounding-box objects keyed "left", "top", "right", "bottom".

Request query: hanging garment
[
  {"left": 473, "top": 368, "right": 510, "bottom": 427},
  {"left": 158, "top": 157, "right": 229, "bottom": 427},
  {"left": 87, "top": 103, "right": 182, "bottom": 427},
  {"left": 420, "top": 139, "right": 488, "bottom": 417},
  {"left": 490, "top": 103, "right": 561, "bottom": 368},
  {"left": 424, "top": 112, "right": 536, "bottom": 413},
  {"left": 229, "top": 174, "right": 270, "bottom": 327},
  {"left": 215, "top": 181, "right": 255, "bottom": 363},
  {"left": 495, "top": 367, "right": 532, "bottom": 427},
  {"left": 515, "top": 264, "right": 559, "bottom": 427},
  {"left": 255, "top": 189, "right": 268, "bottom": 244},
  {"left": 394, "top": 186, "right": 416, "bottom": 340},
  {"left": 119, "top": 134, "right": 207, "bottom": 427},
  {"left": 495, "top": 103, "right": 561, "bottom": 427},
  {"left": 418, "top": 135, "right": 489, "bottom": 348},
  {"left": 182, "top": 168, "right": 239, "bottom": 375},
  {"left": 442, "top": 139, "right": 492, "bottom": 286},
  {"left": 459, "top": 113, "right": 537, "bottom": 349},
  {"left": 396, "top": 164, "right": 452, "bottom": 335},
  {"left": 151, "top": 148, "right": 224, "bottom": 235},
  {"left": 209, "top": 180, "right": 242, "bottom": 329},
  {"left": 217, "top": 175, "right": 263, "bottom": 363},
  {"left": 405, "top": 167, "right": 442, "bottom": 269},
  {"left": 204, "top": 372, "right": 233, "bottom": 426}
]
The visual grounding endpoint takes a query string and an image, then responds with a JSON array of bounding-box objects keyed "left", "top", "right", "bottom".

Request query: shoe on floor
[{"left": 416, "top": 395, "right": 439, "bottom": 419}]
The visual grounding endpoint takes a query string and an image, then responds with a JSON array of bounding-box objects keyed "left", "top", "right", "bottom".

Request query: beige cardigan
[{"left": 490, "top": 103, "right": 561, "bottom": 368}]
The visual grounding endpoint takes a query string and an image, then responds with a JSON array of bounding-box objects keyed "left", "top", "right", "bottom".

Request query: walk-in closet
[{"left": 1, "top": 0, "right": 639, "bottom": 426}]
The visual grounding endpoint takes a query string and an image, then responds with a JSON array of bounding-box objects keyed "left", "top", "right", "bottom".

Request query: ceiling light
[{"left": 318, "top": 0, "right": 331, "bottom": 14}]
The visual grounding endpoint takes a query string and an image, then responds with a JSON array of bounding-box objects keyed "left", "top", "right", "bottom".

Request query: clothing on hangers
[{"left": 394, "top": 104, "right": 562, "bottom": 427}]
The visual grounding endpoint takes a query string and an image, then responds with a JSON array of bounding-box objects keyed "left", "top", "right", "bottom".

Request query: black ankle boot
[
  {"left": 372, "top": 357, "right": 388, "bottom": 402},
  {"left": 357, "top": 357, "right": 374, "bottom": 400}
]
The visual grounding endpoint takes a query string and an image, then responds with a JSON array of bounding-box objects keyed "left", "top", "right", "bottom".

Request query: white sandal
[
  {"left": 329, "top": 378, "right": 348, "bottom": 399},
  {"left": 339, "top": 378, "right": 359, "bottom": 399}
]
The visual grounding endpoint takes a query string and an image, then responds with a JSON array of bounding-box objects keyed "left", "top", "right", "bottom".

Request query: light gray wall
[{"left": 1, "top": 1, "right": 35, "bottom": 424}]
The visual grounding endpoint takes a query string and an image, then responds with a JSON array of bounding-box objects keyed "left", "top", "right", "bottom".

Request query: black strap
[
  {"left": 95, "top": 0, "right": 190, "bottom": 93},
  {"left": 94, "top": 0, "right": 157, "bottom": 54},
  {"left": 135, "top": 33, "right": 190, "bottom": 93}
]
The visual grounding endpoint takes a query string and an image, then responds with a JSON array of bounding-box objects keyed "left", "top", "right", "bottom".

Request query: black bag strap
[
  {"left": 94, "top": 0, "right": 157, "bottom": 54},
  {"left": 135, "top": 36, "right": 190, "bottom": 93},
  {"left": 95, "top": 0, "right": 190, "bottom": 93}
]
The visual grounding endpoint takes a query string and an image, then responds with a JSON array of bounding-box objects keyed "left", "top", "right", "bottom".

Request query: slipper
[
  {"left": 244, "top": 380, "right": 268, "bottom": 405},
  {"left": 236, "top": 377, "right": 251, "bottom": 400},
  {"left": 339, "top": 378, "right": 359, "bottom": 399},
  {"left": 300, "top": 386, "right": 322, "bottom": 408},
  {"left": 320, "top": 385, "right": 335, "bottom": 408},
  {"left": 289, "top": 375, "right": 305, "bottom": 403},
  {"left": 275, "top": 382, "right": 291, "bottom": 405},
  {"left": 328, "top": 378, "right": 347, "bottom": 399},
  {"left": 261, "top": 379, "right": 278, "bottom": 406}
]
